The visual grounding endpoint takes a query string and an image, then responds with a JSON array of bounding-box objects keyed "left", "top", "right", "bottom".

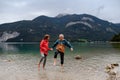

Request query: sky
[{"left": 0, "top": 0, "right": 120, "bottom": 24}]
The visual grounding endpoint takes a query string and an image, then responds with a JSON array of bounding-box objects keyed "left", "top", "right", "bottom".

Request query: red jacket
[{"left": 40, "top": 39, "right": 50, "bottom": 55}]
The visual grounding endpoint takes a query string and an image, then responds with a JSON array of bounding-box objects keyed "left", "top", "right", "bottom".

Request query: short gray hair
[{"left": 59, "top": 34, "right": 64, "bottom": 38}]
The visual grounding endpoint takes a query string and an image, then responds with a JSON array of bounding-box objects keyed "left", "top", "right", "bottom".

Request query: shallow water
[{"left": 0, "top": 42, "right": 120, "bottom": 80}]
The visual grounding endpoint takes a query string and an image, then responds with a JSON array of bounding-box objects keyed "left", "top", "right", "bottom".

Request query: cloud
[
  {"left": 0, "top": 0, "right": 120, "bottom": 23},
  {"left": 96, "top": 5, "right": 105, "bottom": 16}
]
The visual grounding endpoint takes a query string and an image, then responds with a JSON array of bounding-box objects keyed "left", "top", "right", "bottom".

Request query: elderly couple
[{"left": 38, "top": 34, "right": 73, "bottom": 70}]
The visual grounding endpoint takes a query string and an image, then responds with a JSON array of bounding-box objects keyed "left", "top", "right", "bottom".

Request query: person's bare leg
[
  {"left": 53, "top": 58, "right": 57, "bottom": 66},
  {"left": 61, "top": 64, "right": 64, "bottom": 68},
  {"left": 38, "top": 57, "right": 44, "bottom": 71},
  {"left": 60, "top": 64, "right": 64, "bottom": 72},
  {"left": 43, "top": 56, "right": 47, "bottom": 70}
]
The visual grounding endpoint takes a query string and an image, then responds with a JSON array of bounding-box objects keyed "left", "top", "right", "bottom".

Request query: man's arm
[
  {"left": 52, "top": 39, "right": 59, "bottom": 49},
  {"left": 64, "top": 39, "right": 73, "bottom": 51},
  {"left": 64, "top": 39, "right": 72, "bottom": 48}
]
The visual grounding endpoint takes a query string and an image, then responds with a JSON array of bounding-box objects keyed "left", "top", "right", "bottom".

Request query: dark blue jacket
[{"left": 52, "top": 39, "right": 73, "bottom": 49}]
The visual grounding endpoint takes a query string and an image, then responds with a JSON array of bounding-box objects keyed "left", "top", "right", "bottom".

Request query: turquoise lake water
[{"left": 0, "top": 42, "right": 120, "bottom": 80}]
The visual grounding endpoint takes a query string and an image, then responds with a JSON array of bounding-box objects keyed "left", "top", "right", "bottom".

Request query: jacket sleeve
[
  {"left": 64, "top": 39, "right": 73, "bottom": 48},
  {"left": 47, "top": 45, "right": 51, "bottom": 50},
  {"left": 40, "top": 40, "right": 46, "bottom": 51},
  {"left": 52, "top": 40, "right": 59, "bottom": 49}
]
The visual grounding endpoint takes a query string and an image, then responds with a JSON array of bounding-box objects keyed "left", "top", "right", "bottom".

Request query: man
[{"left": 52, "top": 34, "right": 73, "bottom": 68}]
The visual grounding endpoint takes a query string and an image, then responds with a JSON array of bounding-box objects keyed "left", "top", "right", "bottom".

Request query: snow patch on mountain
[
  {"left": 56, "top": 13, "right": 70, "bottom": 18},
  {"left": 66, "top": 21, "right": 93, "bottom": 28},
  {"left": 81, "top": 17, "right": 94, "bottom": 22},
  {"left": 0, "top": 32, "right": 20, "bottom": 42},
  {"left": 106, "top": 27, "right": 117, "bottom": 33}
]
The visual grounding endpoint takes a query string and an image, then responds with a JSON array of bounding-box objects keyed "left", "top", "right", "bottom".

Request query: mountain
[
  {"left": 0, "top": 14, "right": 120, "bottom": 42},
  {"left": 115, "top": 23, "right": 120, "bottom": 27}
]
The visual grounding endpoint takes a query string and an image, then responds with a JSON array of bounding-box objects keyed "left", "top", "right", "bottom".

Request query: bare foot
[
  {"left": 60, "top": 67, "right": 65, "bottom": 72},
  {"left": 53, "top": 63, "right": 56, "bottom": 66},
  {"left": 43, "top": 66, "right": 46, "bottom": 70},
  {"left": 38, "top": 64, "right": 40, "bottom": 71}
]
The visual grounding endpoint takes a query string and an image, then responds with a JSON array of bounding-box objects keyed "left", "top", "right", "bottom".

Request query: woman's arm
[{"left": 40, "top": 40, "right": 47, "bottom": 51}]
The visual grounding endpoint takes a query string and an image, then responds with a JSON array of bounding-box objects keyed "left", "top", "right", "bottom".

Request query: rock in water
[
  {"left": 74, "top": 55, "right": 82, "bottom": 60},
  {"left": 111, "top": 63, "right": 119, "bottom": 67},
  {"left": 3, "top": 59, "right": 11, "bottom": 62}
]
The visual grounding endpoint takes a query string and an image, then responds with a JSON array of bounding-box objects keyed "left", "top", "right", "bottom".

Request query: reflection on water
[
  {"left": 111, "top": 43, "right": 120, "bottom": 51},
  {"left": 0, "top": 43, "right": 18, "bottom": 53},
  {"left": 0, "top": 42, "right": 120, "bottom": 80},
  {"left": 0, "top": 42, "right": 40, "bottom": 54}
]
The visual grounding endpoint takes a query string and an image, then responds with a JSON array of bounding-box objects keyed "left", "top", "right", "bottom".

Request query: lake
[{"left": 0, "top": 42, "right": 120, "bottom": 80}]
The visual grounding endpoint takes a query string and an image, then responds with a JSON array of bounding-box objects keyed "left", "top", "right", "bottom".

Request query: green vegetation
[{"left": 111, "top": 33, "right": 120, "bottom": 42}]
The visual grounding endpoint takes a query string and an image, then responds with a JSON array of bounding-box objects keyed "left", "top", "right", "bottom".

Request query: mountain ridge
[{"left": 0, "top": 14, "right": 120, "bottom": 42}]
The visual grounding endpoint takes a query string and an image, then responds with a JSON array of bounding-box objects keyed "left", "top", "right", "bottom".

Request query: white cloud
[{"left": 0, "top": 0, "right": 120, "bottom": 24}]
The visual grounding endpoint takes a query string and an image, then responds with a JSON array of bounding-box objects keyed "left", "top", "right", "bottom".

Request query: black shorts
[{"left": 54, "top": 50, "right": 64, "bottom": 64}]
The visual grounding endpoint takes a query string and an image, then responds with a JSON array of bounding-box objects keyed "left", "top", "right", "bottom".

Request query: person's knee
[
  {"left": 54, "top": 52, "right": 58, "bottom": 58},
  {"left": 54, "top": 54, "right": 57, "bottom": 58}
]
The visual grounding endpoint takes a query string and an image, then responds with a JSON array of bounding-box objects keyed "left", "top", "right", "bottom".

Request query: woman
[{"left": 38, "top": 34, "right": 52, "bottom": 70}]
